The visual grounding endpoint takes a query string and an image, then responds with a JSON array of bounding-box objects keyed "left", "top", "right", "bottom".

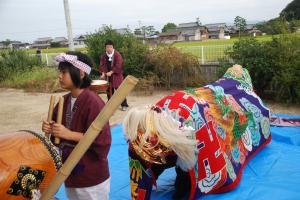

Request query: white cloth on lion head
[{"left": 123, "top": 106, "right": 198, "bottom": 171}]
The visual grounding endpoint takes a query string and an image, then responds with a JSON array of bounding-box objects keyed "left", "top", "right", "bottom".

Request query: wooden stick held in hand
[
  {"left": 54, "top": 97, "right": 64, "bottom": 144},
  {"left": 40, "top": 75, "right": 138, "bottom": 200},
  {"left": 45, "top": 96, "right": 55, "bottom": 139}
]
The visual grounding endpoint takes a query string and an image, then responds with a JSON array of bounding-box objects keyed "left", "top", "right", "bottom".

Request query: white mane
[{"left": 123, "top": 106, "right": 198, "bottom": 171}]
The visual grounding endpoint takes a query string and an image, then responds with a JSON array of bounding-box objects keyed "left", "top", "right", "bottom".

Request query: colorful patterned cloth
[{"left": 128, "top": 65, "right": 271, "bottom": 199}]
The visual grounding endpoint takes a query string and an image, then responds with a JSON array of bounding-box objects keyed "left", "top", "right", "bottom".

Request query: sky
[{"left": 0, "top": 0, "right": 293, "bottom": 43}]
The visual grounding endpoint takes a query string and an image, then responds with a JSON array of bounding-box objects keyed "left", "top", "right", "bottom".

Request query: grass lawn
[
  {"left": 26, "top": 47, "right": 87, "bottom": 54},
  {"left": 0, "top": 67, "right": 59, "bottom": 92},
  {"left": 20, "top": 33, "right": 299, "bottom": 63},
  {"left": 173, "top": 35, "right": 274, "bottom": 47},
  {"left": 178, "top": 45, "right": 232, "bottom": 62},
  {"left": 173, "top": 34, "right": 293, "bottom": 61}
]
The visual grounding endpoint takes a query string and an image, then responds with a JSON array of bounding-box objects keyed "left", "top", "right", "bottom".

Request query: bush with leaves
[
  {"left": 86, "top": 27, "right": 205, "bottom": 89},
  {"left": 0, "top": 50, "right": 42, "bottom": 82},
  {"left": 85, "top": 26, "right": 152, "bottom": 78},
  {"left": 219, "top": 35, "right": 300, "bottom": 103},
  {"left": 219, "top": 38, "right": 274, "bottom": 95},
  {"left": 256, "top": 17, "right": 290, "bottom": 34},
  {"left": 269, "top": 35, "right": 300, "bottom": 103},
  {"left": 147, "top": 46, "right": 205, "bottom": 89}
]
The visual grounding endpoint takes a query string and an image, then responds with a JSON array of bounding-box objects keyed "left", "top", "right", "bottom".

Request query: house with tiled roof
[
  {"left": 74, "top": 35, "right": 87, "bottom": 48},
  {"left": 159, "top": 21, "right": 209, "bottom": 44},
  {"left": 51, "top": 37, "right": 68, "bottom": 47},
  {"left": 204, "top": 23, "right": 227, "bottom": 39},
  {"left": 32, "top": 37, "right": 52, "bottom": 49}
]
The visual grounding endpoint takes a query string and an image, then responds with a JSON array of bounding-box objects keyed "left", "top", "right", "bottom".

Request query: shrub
[
  {"left": 269, "top": 35, "right": 300, "bottom": 103},
  {"left": 219, "top": 38, "right": 274, "bottom": 95},
  {"left": 85, "top": 26, "right": 152, "bottom": 78},
  {"left": 219, "top": 34, "right": 300, "bottom": 103},
  {"left": 0, "top": 67, "right": 60, "bottom": 93},
  {"left": 86, "top": 27, "right": 205, "bottom": 89},
  {"left": 147, "top": 46, "right": 205, "bottom": 88},
  {"left": 0, "top": 50, "right": 42, "bottom": 82}
]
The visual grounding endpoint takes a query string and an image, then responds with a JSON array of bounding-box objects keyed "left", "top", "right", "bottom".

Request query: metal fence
[
  {"left": 32, "top": 44, "right": 233, "bottom": 66},
  {"left": 30, "top": 53, "right": 60, "bottom": 66},
  {"left": 28, "top": 52, "right": 222, "bottom": 85},
  {"left": 177, "top": 44, "right": 233, "bottom": 64}
]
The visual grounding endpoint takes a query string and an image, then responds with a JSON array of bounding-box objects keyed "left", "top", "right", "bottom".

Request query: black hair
[
  {"left": 58, "top": 51, "right": 93, "bottom": 89},
  {"left": 105, "top": 40, "right": 114, "bottom": 47}
]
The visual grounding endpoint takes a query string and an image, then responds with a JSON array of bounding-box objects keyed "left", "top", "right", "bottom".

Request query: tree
[
  {"left": 2, "top": 39, "right": 11, "bottom": 47},
  {"left": 290, "top": 19, "right": 300, "bottom": 32},
  {"left": 280, "top": 0, "right": 300, "bottom": 21},
  {"left": 50, "top": 42, "right": 61, "bottom": 48},
  {"left": 162, "top": 22, "right": 177, "bottom": 32},
  {"left": 219, "top": 35, "right": 300, "bottom": 103},
  {"left": 256, "top": 17, "right": 289, "bottom": 34},
  {"left": 234, "top": 16, "right": 247, "bottom": 38}
]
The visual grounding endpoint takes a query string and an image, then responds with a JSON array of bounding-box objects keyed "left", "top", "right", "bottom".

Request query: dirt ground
[{"left": 0, "top": 88, "right": 299, "bottom": 134}]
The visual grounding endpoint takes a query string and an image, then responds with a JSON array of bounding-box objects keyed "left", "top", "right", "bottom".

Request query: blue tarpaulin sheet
[{"left": 56, "top": 114, "right": 300, "bottom": 200}]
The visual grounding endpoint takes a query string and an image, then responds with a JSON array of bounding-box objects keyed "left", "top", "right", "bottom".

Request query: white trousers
[{"left": 65, "top": 178, "right": 110, "bottom": 200}]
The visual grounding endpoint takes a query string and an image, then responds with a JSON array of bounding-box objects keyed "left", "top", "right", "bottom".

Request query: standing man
[{"left": 99, "top": 40, "right": 129, "bottom": 111}]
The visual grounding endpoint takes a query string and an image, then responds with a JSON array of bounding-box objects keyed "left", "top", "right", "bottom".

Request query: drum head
[{"left": 91, "top": 80, "right": 108, "bottom": 86}]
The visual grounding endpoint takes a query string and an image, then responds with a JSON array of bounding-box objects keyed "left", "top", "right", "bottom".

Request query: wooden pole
[
  {"left": 63, "top": 0, "right": 75, "bottom": 51},
  {"left": 40, "top": 75, "right": 138, "bottom": 200},
  {"left": 54, "top": 97, "right": 64, "bottom": 144},
  {"left": 45, "top": 96, "right": 55, "bottom": 139}
]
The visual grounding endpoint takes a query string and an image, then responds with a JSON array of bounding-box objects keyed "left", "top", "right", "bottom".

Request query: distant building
[
  {"left": 74, "top": 35, "right": 87, "bottom": 48},
  {"left": 159, "top": 31, "right": 182, "bottom": 44},
  {"left": 204, "top": 23, "right": 227, "bottom": 39},
  {"left": 0, "top": 41, "right": 29, "bottom": 49},
  {"left": 0, "top": 42, "right": 6, "bottom": 49},
  {"left": 246, "top": 24, "right": 256, "bottom": 31},
  {"left": 248, "top": 28, "right": 262, "bottom": 37},
  {"left": 133, "top": 27, "right": 159, "bottom": 45},
  {"left": 177, "top": 22, "right": 209, "bottom": 41},
  {"left": 32, "top": 37, "right": 52, "bottom": 49},
  {"left": 51, "top": 37, "right": 68, "bottom": 47},
  {"left": 8, "top": 42, "right": 21, "bottom": 49},
  {"left": 144, "top": 34, "right": 159, "bottom": 45},
  {"left": 227, "top": 24, "right": 261, "bottom": 37},
  {"left": 227, "top": 25, "right": 238, "bottom": 35},
  {"left": 159, "top": 21, "right": 209, "bottom": 44},
  {"left": 114, "top": 28, "right": 131, "bottom": 35}
]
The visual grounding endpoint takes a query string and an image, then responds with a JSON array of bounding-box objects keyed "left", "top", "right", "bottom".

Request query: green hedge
[
  {"left": 85, "top": 26, "right": 151, "bottom": 79},
  {"left": 85, "top": 27, "right": 205, "bottom": 88},
  {"left": 0, "top": 50, "right": 43, "bottom": 82},
  {"left": 218, "top": 34, "right": 300, "bottom": 103}
]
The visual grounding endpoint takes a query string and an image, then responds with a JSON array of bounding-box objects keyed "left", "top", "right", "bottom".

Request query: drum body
[
  {"left": 0, "top": 131, "right": 62, "bottom": 200},
  {"left": 89, "top": 80, "right": 109, "bottom": 94}
]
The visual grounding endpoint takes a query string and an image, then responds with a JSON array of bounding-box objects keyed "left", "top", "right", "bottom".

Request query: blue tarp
[{"left": 56, "top": 114, "right": 300, "bottom": 199}]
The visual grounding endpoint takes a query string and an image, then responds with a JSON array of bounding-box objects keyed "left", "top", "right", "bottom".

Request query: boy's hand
[
  {"left": 52, "top": 123, "right": 71, "bottom": 140},
  {"left": 42, "top": 120, "right": 53, "bottom": 134},
  {"left": 106, "top": 71, "right": 113, "bottom": 77},
  {"left": 100, "top": 73, "right": 105, "bottom": 79}
]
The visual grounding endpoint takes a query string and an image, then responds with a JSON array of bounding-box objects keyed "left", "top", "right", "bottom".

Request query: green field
[
  {"left": 173, "top": 34, "right": 288, "bottom": 62},
  {"left": 26, "top": 47, "right": 87, "bottom": 54},
  {"left": 173, "top": 35, "right": 275, "bottom": 47},
  {"left": 21, "top": 33, "right": 299, "bottom": 64}
]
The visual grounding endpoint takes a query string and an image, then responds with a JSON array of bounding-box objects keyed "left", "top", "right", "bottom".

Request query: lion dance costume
[{"left": 123, "top": 65, "right": 271, "bottom": 200}]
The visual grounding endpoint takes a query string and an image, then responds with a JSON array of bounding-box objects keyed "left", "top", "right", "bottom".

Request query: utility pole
[{"left": 63, "top": 0, "right": 75, "bottom": 51}]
